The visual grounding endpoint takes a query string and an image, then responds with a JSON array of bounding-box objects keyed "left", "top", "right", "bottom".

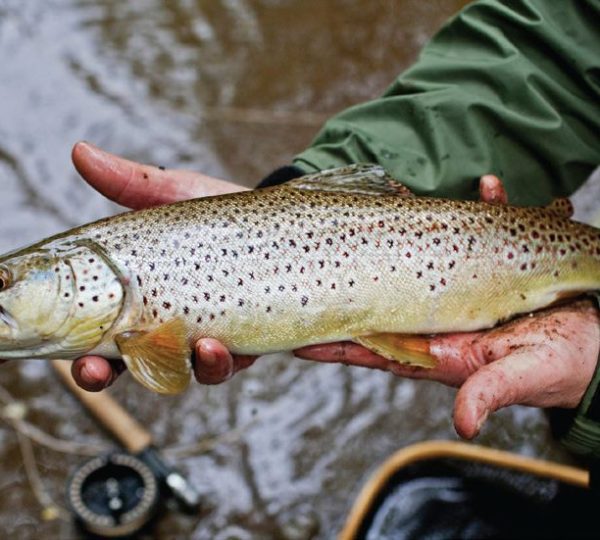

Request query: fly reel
[{"left": 67, "top": 453, "right": 159, "bottom": 537}]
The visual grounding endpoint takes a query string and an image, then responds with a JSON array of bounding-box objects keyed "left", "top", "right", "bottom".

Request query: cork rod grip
[{"left": 51, "top": 360, "right": 153, "bottom": 454}]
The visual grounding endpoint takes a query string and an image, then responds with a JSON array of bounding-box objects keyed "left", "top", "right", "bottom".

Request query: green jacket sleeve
[{"left": 293, "top": 0, "right": 600, "bottom": 206}]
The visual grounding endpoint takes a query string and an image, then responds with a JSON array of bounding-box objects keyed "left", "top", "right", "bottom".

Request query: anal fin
[
  {"left": 354, "top": 333, "right": 436, "bottom": 368},
  {"left": 116, "top": 318, "right": 192, "bottom": 394}
]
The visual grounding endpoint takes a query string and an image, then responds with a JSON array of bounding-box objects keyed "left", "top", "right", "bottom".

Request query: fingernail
[
  {"left": 85, "top": 142, "right": 107, "bottom": 160},
  {"left": 201, "top": 348, "right": 217, "bottom": 366},
  {"left": 80, "top": 365, "right": 106, "bottom": 391},
  {"left": 475, "top": 412, "right": 488, "bottom": 433}
]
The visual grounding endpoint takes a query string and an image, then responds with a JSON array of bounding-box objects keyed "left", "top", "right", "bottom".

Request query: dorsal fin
[
  {"left": 285, "top": 164, "right": 413, "bottom": 197},
  {"left": 546, "top": 198, "right": 573, "bottom": 218}
]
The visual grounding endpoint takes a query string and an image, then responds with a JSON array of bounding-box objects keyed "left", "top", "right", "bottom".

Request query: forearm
[{"left": 293, "top": 0, "right": 600, "bottom": 205}]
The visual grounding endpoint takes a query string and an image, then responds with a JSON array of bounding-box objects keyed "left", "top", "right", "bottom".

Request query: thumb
[
  {"left": 453, "top": 348, "right": 545, "bottom": 439},
  {"left": 71, "top": 141, "right": 246, "bottom": 209}
]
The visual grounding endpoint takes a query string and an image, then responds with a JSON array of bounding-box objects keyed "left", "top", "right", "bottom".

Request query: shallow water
[{"left": 0, "top": 1, "right": 595, "bottom": 538}]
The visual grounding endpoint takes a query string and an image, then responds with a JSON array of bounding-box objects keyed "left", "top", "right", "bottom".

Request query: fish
[{"left": 0, "top": 165, "right": 598, "bottom": 394}]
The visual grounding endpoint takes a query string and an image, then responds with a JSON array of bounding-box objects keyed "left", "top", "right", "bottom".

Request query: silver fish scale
[{"left": 78, "top": 182, "right": 600, "bottom": 355}]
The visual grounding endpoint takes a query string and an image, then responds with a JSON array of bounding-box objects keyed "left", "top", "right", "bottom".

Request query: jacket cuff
[
  {"left": 256, "top": 165, "right": 306, "bottom": 189},
  {"left": 560, "top": 293, "right": 600, "bottom": 457}
]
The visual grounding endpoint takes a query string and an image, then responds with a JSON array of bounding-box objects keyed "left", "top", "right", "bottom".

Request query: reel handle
[{"left": 52, "top": 360, "right": 152, "bottom": 454}]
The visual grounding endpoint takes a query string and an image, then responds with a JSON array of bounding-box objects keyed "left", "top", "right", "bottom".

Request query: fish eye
[{"left": 0, "top": 268, "right": 11, "bottom": 291}]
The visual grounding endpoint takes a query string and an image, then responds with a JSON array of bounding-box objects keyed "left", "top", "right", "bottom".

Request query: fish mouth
[{"left": 0, "top": 305, "right": 17, "bottom": 330}]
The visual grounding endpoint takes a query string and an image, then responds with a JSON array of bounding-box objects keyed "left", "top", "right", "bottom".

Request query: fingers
[
  {"left": 295, "top": 342, "right": 394, "bottom": 369},
  {"left": 295, "top": 332, "right": 485, "bottom": 386},
  {"left": 479, "top": 174, "right": 508, "bottom": 205},
  {"left": 70, "top": 340, "right": 257, "bottom": 390},
  {"left": 193, "top": 338, "right": 257, "bottom": 384},
  {"left": 71, "top": 339, "right": 258, "bottom": 390},
  {"left": 71, "top": 141, "right": 247, "bottom": 210},
  {"left": 454, "top": 302, "right": 600, "bottom": 439},
  {"left": 71, "top": 356, "right": 126, "bottom": 392},
  {"left": 453, "top": 347, "right": 573, "bottom": 439}
]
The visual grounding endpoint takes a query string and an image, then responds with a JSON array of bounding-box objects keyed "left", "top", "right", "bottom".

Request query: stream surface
[{"left": 0, "top": 1, "right": 597, "bottom": 538}]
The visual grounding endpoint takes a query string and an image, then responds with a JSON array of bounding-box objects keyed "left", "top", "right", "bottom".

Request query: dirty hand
[
  {"left": 298, "top": 300, "right": 600, "bottom": 438},
  {"left": 68, "top": 142, "right": 600, "bottom": 441}
]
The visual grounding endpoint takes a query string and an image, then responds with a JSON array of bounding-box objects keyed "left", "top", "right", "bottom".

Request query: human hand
[
  {"left": 68, "top": 142, "right": 255, "bottom": 390},
  {"left": 298, "top": 299, "right": 600, "bottom": 439}
]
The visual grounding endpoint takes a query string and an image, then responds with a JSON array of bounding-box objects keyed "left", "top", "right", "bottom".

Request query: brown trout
[{"left": 0, "top": 165, "right": 598, "bottom": 393}]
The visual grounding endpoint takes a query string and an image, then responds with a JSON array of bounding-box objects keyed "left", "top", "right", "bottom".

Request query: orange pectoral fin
[
  {"left": 115, "top": 318, "right": 192, "bottom": 394},
  {"left": 354, "top": 333, "right": 436, "bottom": 368}
]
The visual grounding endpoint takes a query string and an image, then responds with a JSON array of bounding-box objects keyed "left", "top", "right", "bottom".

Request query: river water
[{"left": 0, "top": 1, "right": 597, "bottom": 538}]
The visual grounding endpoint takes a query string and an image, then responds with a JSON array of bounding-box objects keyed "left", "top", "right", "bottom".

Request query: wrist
[
  {"left": 559, "top": 294, "right": 600, "bottom": 456},
  {"left": 256, "top": 165, "right": 305, "bottom": 188}
]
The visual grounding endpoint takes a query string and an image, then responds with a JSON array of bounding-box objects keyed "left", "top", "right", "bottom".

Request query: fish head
[{"left": 0, "top": 242, "right": 124, "bottom": 359}]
